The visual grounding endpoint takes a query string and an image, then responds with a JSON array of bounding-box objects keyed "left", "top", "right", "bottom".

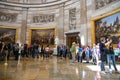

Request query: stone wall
[
  {"left": 64, "top": 0, "right": 80, "bottom": 45},
  {"left": 0, "top": 0, "right": 120, "bottom": 46}
]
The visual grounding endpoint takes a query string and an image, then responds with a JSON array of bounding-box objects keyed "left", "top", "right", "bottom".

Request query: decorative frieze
[
  {"left": 69, "top": 8, "right": 76, "bottom": 30},
  {"left": 0, "top": 12, "right": 17, "bottom": 22},
  {"left": 95, "top": 0, "right": 119, "bottom": 9},
  {"left": 32, "top": 14, "right": 55, "bottom": 23}
]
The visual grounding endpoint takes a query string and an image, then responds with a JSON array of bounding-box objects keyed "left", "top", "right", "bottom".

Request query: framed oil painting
[
  {"left": 0, "top": 27, "right": 17, "bottom": 44},
  {"left": 91, "top": 9, "right": 120, "bottom": 45},
  {"left": 30, "top": 28, "right": 55, "bottom": 46}
]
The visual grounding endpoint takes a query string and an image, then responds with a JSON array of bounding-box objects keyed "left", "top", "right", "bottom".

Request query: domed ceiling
[
  {"left": 0, "top": 0, "right": 69, "bottom": 8},
  {"left": 0, "top": 0, "right": 64, "bottom": 4}
]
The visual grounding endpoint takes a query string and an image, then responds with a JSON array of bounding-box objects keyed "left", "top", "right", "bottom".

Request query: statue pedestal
[{"left": 53, "top": 48, "right": 57, "bottom": 56}]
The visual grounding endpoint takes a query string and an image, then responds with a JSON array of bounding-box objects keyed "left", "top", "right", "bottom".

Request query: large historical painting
[
  {"left": 31, "top": 29, "right": 55, "bottom": 45},
  {"left": 95, "top": 12, "right": 120, "bottom": 44},
  {"left": 0, "top": 28, "right": 16, "bottom": 43}
]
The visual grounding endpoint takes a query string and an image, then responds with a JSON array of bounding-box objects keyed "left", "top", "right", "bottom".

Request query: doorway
[
  {"left": 65, "top": 32, "right": 81, "bottom": 48},
  {"left": 67, "top": 36, "right": 76, "bottom": 47}
]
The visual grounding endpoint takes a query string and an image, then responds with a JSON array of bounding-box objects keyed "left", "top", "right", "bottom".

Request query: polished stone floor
[{"left": 0, "top": 56, "right": 120, "bottom": 80}]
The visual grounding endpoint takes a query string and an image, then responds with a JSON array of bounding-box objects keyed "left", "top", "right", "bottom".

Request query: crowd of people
[
  {"left": 99, "top": 37, "right": 119, "bottom": 74},
  {"left": 0, "top": 36, "right": 120, "bottom": 74},
  {"left": 57, "top": 37, "right": 120, "bottom": 74},
  {"left": 0, "top": 42, "right": 51, "bottom": 61},
  {"left": 57, "top": 42, "right": 100, "bottom": 64}
]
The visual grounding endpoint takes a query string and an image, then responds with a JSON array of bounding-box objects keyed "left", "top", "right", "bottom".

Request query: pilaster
[
  {"left": 80, "top": 0, "right": 87, "bottom": 45},
  {"left": 20, "top": 8, "right": 28, "bottom": 44}
]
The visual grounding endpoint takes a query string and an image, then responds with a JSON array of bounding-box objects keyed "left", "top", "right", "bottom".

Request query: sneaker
[
  {"left": 109, "top": 69, "right": 112, "bottom": 73},
  {"left": 101, "top": 71, "right": 106, "bottom": 74},
  {"left": 115, "top": 70, "right": 120, "bottom": 74}
]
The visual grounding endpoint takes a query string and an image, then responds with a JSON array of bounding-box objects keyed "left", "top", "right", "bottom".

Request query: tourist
[
  {"left": 85, "top": 46, "right": 90, "bottom": 63},
  {"left": 78, "top": 45, "right": 83, "bottom": 63},
  {"left": 99, "top": 37, "right": 107, "bottom": 74},
  {"left": 99, "top": 37, "right": 111, "bottom": 74},
  {"left": 70, "top": 42, "right": 76, "bottom": 63},
  {"left": 92, "top": 44, "right": 97, "bottom": 65},
  {"left": 40, "top": 45, "right": 45, "bottom": 60},
  {"left": 45, "top": 45, "right": 50, "bottom": 59},
  {"left": 107, "top": 39, "right": 119, "bottom": 73},
  {"left": 75, "top": 43, "right": 79, "bottom": 62}
]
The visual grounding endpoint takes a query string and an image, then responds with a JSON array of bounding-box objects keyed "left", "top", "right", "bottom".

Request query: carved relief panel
[
  {"left": 32, "top": 14, "right": 55, "bottom": 24},
  {"left": 69, "top": 8, "right": 76, "bottom": 30},
  {"left": 0, "top": 12, "right": 17, "bottom": 22},
  {"left": 95, "top": 0, "right": 119, "bottom": 9}
]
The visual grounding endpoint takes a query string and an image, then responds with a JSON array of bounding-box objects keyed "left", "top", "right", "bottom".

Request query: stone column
[
  {"left": 87, "top": 0, "right": 96, "bottom": 45},
  {"left": 80, "top": 0, "right": 87, "bottom": 45},
  {"left": 53, "top": 4, "right": 64, "bottom": 55},
  {"left": 20, "top": 8, "right": 28, "bottom": 44},
  {"left": 58, "top": 3, "right": 65, "bottom": 44}
]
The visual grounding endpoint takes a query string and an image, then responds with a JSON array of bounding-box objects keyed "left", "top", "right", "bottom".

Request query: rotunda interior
[{"left": 0, "top": 0, "right": 120, "bottom": 80}]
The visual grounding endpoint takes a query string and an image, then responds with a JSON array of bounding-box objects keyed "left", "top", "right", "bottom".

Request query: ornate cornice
[{"left": 0, "top": 0, "right": 70, "bottom": 8}]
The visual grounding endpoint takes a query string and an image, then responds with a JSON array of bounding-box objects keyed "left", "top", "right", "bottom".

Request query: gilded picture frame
[
  {"left": 29, "top": 27, "right": 56, "bottom": 47},
  {"left": 0, "top": 26, "right": 18, "bottom": 44},
  {"left": 91, "top": 9, "right": 120, "bottom": 46}
]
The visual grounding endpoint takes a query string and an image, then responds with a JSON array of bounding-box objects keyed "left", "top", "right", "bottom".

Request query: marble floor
[{"left": 0, "top": 56, "right": 120, "bottom": 80}]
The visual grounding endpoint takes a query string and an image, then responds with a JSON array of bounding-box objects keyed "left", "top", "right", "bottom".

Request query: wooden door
[
  {"left": 67, "top": 36, "right": 76, "bottom": 47},
  {"left": 66, "top": 32, "right": 81, "bottom": 48}
]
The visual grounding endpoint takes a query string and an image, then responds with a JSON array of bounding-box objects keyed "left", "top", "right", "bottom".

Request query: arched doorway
[{"left": 65, "top": 32, "right": 81, "bottom": 48}]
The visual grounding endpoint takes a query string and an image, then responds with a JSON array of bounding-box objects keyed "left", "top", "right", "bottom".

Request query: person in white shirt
[{"left": 45, "top": 45, "right": 50, "bottom": 59}]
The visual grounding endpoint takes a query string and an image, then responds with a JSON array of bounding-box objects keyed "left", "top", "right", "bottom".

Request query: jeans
[
  {"left": 76, "top": 53, "right": 80, "bottom": 62},
  {"left": 86, "top": 55, "right": 89, "bottom": 62},
  {"left": 69, "top": 52, "right": 72, "bottom": 59},
  {"left": 101, "top": 61, "right": 105, "bottom": 71},
  {"left": 100, "top": 51, "right": 106, "bottom": 71},
  {"left": 107, "top": 54, "right": 117, "bottom": 71},
  {"left": 35, "top": 49, "right": 39, "bottom": 58},
  {"left": 46, "top": 52, "right": 49, "bottom": 58}
]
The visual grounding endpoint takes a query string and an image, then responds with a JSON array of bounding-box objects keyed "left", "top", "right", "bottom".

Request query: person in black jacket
[
  {"left": 0, "top": 42, "right": 5, "bottom": 61},
  {"left": 107, "top": 39, "right": 119, "bottom": 73},
  {"left": 23, "top": 44, "right": 28, "bottom": 58},
  {"left": 14, "top": 43, "right": 19, "bottom": 60},
  {"left": 7, "top": 43, "right": 11, "bottom": 60},
  {"left": 99, "top": 37, "right": 107, "bottom": 74},
  {"left": 40, "top": 45, "right": 44, "bottom": 60}
]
